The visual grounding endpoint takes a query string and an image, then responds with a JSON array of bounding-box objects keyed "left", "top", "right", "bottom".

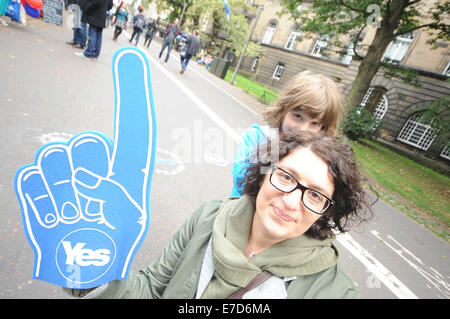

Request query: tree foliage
[
  {"left": 419, "top": 94, "right": 450, "bottom": 144},
  {"left": 147, "top": 0, "right": 192, "bottom": 22},
  {"left": 148, "top": 0, "right": 262, "bottom": 57},
  {"left": 186, "top": 0, "right": 263, "bottom": 56},
  {"left": 343, "top": 107, "right": 380, "bottom": 140}
]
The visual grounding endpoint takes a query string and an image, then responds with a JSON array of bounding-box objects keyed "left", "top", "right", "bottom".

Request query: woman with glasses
[{"left": 67, "top": 131, "right": 372, "bottom": 299}]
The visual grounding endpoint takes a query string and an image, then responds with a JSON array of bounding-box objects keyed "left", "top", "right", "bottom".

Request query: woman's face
[
  {"left": 281, "top": 109, "right": 322, "bottom": 133},
  {"left": 254, "top": 147, "right": 334, "bottom": 242}
]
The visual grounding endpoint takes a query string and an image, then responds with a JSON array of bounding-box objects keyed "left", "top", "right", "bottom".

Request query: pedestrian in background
[
  {"left": 105, "top": 9, "right": 112, "bottom": 27},
  {"left": 112, "top": 1, "right": 128, "bottom": 41},
  {"left": 66, "top": 0, "right": 87, "bottom": 49},
  {"left": 158, "top": 18, "right": 181, "bottom": 64},
  {"left": 196, "top": 51, "right": 213, "bottom": 69},
  {"left": 75, "top": 0, "right": 113, "bottom": 59},
  {"left": 129, "top": 6, "right": 145, "bottom": 46},
  {"left": 143, "top": 18, "right": 156, "bottom": 48},
  {"left": 180, "top": 29, "right": 200, "bottom": 74}
]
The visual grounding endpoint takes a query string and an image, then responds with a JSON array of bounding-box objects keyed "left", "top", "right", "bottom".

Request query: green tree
[
  {"left": 139, "top": 0, "right": 153, "bottom": 11},
  {"left": 187, "top": 0, "right": 263, "bottom": 57},
  {"left": 148, "top": 0, "right": 191, "bottom": 22},
  {"left": 420, "top": 94, "right": 450, "bottom": 144},
  {"left": 280, "top": 0, "right": 449, "bottom": 127}
]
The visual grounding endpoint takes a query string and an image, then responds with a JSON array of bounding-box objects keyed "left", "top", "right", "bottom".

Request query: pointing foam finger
[
  {"left": 70, "top": 133, "right": 112, "bottom": 220},
  {"left": 16, "top": 166, "right": 59, "bottom": 228},
  {"left": 39, "top": 145, "right": 80, "bottom": 223},
  {"left": 110, "top": 47, "right": 157, "bottom": 207}
]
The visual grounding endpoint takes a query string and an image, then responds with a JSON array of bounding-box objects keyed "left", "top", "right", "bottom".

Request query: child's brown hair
[{"left": 263, "top": 70, "right": 343, "bottom": 135}]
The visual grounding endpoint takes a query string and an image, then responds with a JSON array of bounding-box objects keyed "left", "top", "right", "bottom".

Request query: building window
[
  {"left": 440, "top": 145, "right": 450, "bottom": 160},
  {"left": 341, "top": 40, "right": 362, "bottom": 65},
  {"left": 397, "top": 113, "right": 435, "bottom": 151},
  {"left": 360, "top": 87, "right": 374, "bottom": 107},
  {"left": 383, "top": 32, "right": 414, "bottom": 63},
  {"left": 251, "top": 57, "right": 259, "bottom": 72},
  {"left": 311, "top": 34, "right": 329, "bottom": 57},
  {"left": 361, "top": 87, "right": 388, "bottom": 122},
  {"left": 273, "top": 63, "right": 285, "bottom": 80},
  {"left": 285, "top": 28, "right": 301, "bottom": 50},
  {"left": 263, "top": 22, "right": 277, "bottom": 45}
]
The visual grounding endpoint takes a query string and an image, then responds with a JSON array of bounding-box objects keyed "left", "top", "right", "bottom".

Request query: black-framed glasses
[{"left": 269, "top": 166, "right": 335, "bottom": 215}]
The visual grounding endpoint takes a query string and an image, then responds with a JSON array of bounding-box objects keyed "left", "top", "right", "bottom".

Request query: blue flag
[{"left": 222, "top": 0, "right": 230, "bottom": 21}]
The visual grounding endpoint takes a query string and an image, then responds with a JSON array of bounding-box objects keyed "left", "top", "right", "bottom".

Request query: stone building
[{"left": 229, "top": 0, "right": 449, "bottom": 167}]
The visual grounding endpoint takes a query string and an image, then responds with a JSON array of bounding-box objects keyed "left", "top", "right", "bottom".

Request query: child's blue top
[{"left": 230, "top": 124, "right": 271, "bottom": 197}]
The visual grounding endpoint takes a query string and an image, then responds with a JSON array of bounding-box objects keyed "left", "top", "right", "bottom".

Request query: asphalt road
[{"left": 0, "top": 14, "right": 449, "bottom": 299}]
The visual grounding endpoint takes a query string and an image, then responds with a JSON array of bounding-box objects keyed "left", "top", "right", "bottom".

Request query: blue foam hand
[{"left": 14, "top": 47, "right": 157, "bottom": 289}]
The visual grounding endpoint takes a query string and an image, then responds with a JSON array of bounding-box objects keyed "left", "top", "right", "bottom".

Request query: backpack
[{"left": 135, "top": 15, "right": 145, "bottom": 31}]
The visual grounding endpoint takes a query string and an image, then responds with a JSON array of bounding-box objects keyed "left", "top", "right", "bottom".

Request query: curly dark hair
[{"left": 242, "top": 131, "right": 374, "bottom": 240}]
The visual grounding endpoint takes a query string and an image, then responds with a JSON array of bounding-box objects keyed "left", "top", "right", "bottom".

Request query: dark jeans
[
  {"left": 144, "top": 35, "right": 153, "bottom": 47},
  {"left": 84, "top": 25, "right": 103, "bottom": 58},
  {"left": 158, "top": 39, "right": 173, "bottom": 63},
  {"left": 180, "top": 54, "right": 193, "bottom": 70},
  {"left": 73, "top": 21, "right": 87, "bottom": 47},
  {"left": 130, "top": 27, "right": 142, "bottom": 45},
  {"left": 113, "top": 26, "right": 123, "bottom": 40}
]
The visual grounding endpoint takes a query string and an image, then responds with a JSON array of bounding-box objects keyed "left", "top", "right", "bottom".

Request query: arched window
[
  {"left": 441, "top": 145, "right": 450, "bottom": 160},
  {"left": 443, "top": 61, "right": 450, "bottom": 77},
  {"left": 361, "top": 87, "right": 388, "bottom": 122},
  {"left": 397, "top": 112, "right": 436, "bottom": 150},
  {"left": 263, "top": 22, "right": 277, "bottom": 44},
  {"left": 285, "top": 27, "right": 301, "bottom": 50}
]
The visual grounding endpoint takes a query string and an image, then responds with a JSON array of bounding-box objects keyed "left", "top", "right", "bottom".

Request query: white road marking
[
  {"left": 188, "top": 65, "right": 261, "bottom": 117},
  {"left": 371, "top": 230, "right": 449, "bottom": 299},
  {"left": 336, "top": 232, "right": 418, "bottom": 299},
  {"left": 142, "top": 33, "right": 260, "bottom": 117},
  {"left": 145, "top": 51, "right": 242, "bottom": 143},
  {"left": 154, "top": 147, "right": 185, "bottom": 175}
]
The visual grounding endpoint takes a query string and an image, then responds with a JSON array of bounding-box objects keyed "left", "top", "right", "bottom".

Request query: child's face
[{"left": 281, "top": 109, "right": 322, "bottom": 133}]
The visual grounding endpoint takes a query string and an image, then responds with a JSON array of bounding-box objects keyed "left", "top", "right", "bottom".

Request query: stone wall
[
  {"left": 345, "top": 61, "right": 449, "bottom": 165},
  {"left": 251, "top": 43, "right": 349, "bottom": 91}
]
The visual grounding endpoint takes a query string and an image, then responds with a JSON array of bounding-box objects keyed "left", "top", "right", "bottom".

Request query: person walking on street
[
  {"left": 76, "top": 0, "right": 113, "bottom": 59},
  {"left": 111, "top": 1, "right": 128, "bottom": 41},
  {"left": 129, "top": 7, "right": 145, "bottom": 46},
  {"left": 180, "top": 29, "right": 200, "bottom": 74},
  {"left": 66, "top": 0, "right": 87, "bottom": 49},
  {"left": 158, "top": 18, "right": 181, "bottom": 64},
  {"left": 143, "top": 19, "right": 156, "bottom": 48}
]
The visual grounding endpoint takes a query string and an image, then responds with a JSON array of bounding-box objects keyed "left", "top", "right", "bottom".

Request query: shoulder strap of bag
[{"left": 227, "top": 271, "right": 273, "bottom": 299}]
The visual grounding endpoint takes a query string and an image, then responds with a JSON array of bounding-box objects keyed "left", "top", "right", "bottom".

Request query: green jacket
[{"left": 95, "top": 197, "right": 358, "bottom": 299}]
